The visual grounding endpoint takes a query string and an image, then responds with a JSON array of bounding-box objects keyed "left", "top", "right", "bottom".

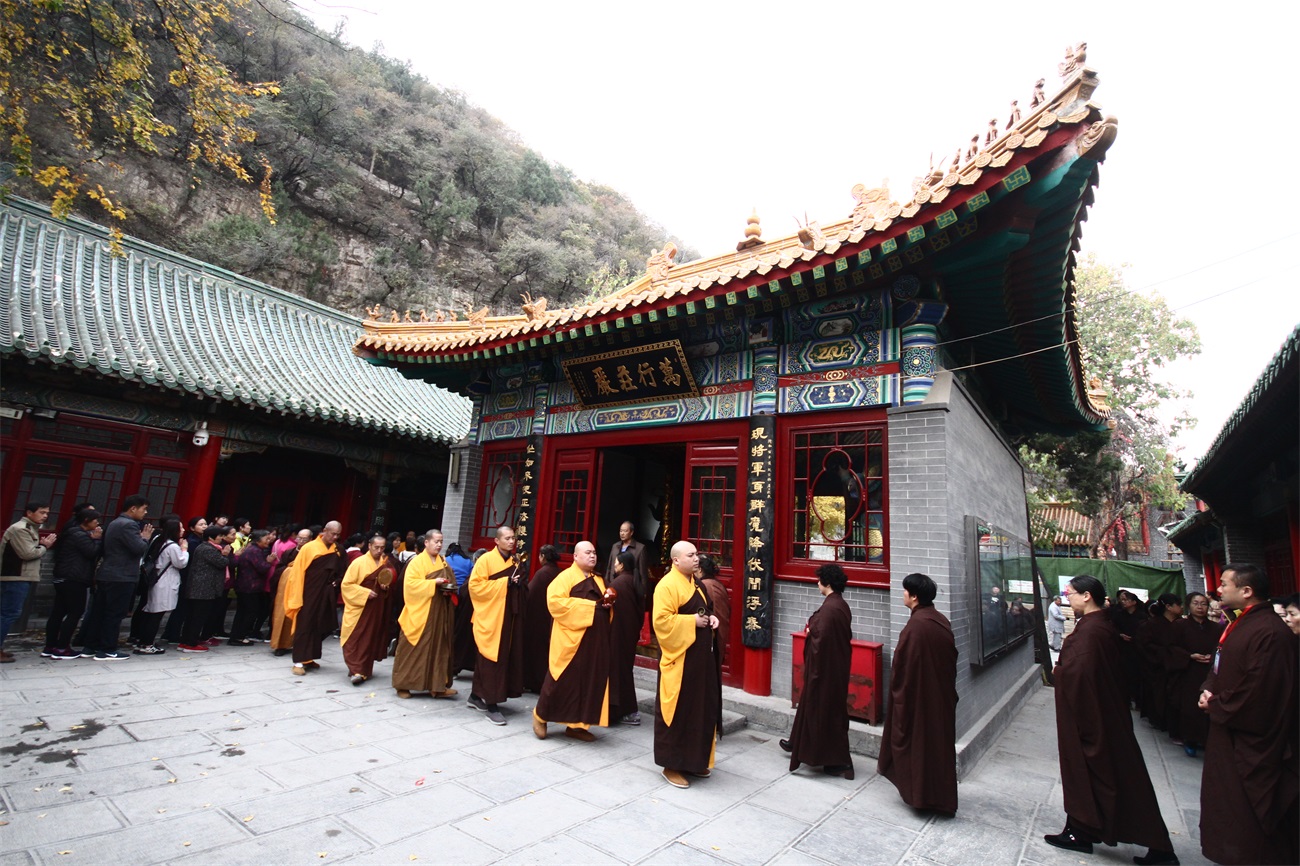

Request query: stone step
[{"left": 633, "top": 686, "right": 748, "bottom": 735}]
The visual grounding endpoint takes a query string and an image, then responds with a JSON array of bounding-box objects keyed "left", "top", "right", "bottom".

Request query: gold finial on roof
[
  {"left": 736, "top": 209, "right": 763, "bottom": 251},
  {"left": 646, "top": 243, "right": 678, "bottom": 281},
  {"left": 390, "top": 309, "right": 400, "bottom": 323},
  {"left": 1030, "top": 78, "right": 1046, "bottom": 108},
  {"left": 1086, "top": 375, "right": 1110, "bottom": 412},
  {"left": 1058, "top": 43, "right": 1087, "bottom": 79},
  {"left": 985, "top": 118, "right": 999, "bottom": 147},
  {"left": 521, "top": 291, "right": 548, "bottom": 320},
  {"left": 1006, "top": 100, "right": 1021, "bottom": 130},
  {"left": 850, "top": 182, "right": 897, "bottom": 227}
]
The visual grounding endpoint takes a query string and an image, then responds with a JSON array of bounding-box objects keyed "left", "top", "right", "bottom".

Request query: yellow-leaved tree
[{"left": 0, "top": 0, "right": 278, "bottom": 241}]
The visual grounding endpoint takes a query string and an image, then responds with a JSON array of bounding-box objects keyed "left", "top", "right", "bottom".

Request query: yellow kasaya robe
[
  {"left": 469, "top": 547, "right": 520, "bottom": 662},
  {"left": 534, "top": 564, "right": 612, "bottom": 728},
  {"left": 652, "top": 564, "right": 721, "bottom": 773},
  {"left": 282, "top": 537, "right": 337, "bottom": 633},
  {"left": 392, "top": 551, "right": 456, "bottom": 693},
  {"left": 339, "top": 553, "right": 391, "bottom": 644}
]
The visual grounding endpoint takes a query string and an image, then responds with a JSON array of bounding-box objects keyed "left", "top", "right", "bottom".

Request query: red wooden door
[
  {"left": 682, "top": 441, "right": 745, "bottom": 687},
  {"left": 544, "top": 447, "right": 602, "bottom": 563}
]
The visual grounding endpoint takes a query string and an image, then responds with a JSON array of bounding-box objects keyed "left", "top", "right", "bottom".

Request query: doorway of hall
[{"left": 536, "top": 420, "right": 748, "bottom": 687}]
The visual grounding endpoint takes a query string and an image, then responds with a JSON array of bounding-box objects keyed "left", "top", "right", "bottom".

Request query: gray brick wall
[
  {"left": 770, "top": 581, "right": 893, "bottom": 701},
  {"left": 885, "top": 373, "right": 1036, "bottom": 738},
  {"left": 441, "top": 443, "right": 481, "bottom": 548},
  {"left": 1222, "top": 524, "right": 1266, "bottom": 567}
]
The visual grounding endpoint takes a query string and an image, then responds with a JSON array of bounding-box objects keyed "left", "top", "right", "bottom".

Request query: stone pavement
[{"left": 1, "top": 640, "right": 1212, "bottom": 866}]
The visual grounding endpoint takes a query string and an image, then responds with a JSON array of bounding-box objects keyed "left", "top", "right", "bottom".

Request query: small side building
[
  {"left": 1169, "top": 325, "right": 1299, "bottom": 596},
  {"left": 1, "top": 197, "right": 471, "bottom": 548}
]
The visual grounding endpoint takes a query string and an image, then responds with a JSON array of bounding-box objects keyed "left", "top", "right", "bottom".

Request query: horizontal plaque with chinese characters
[{"left": 561, "top": 340, "right": 699, "bottom": 409}]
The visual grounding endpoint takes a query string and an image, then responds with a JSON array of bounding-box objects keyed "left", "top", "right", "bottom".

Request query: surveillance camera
[{"left": 192, "top": 430, "right": 210, "bottom": 447}]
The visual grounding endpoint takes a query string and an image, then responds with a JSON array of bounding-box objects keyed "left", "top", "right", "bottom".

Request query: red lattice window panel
[{"left": 475, "top": 446, "right": 525, "bottom": 542}]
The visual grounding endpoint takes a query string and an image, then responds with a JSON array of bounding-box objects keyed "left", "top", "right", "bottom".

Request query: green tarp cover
[{"left": 1034, "top": 557, "right": 1185, "bottom": 601}]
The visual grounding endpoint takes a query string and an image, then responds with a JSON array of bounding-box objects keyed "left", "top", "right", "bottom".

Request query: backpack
[{"left": 139, "top": 539, "right": 174, "bottom": 595}]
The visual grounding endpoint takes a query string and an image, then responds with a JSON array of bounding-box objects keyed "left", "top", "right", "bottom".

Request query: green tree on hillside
[{"left": 1022, "top": 256, "right": 1200, "bottom": 557}]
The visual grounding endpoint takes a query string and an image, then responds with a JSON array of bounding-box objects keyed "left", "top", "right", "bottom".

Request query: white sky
[{"left": 303, "top": 0, "right": 1299, "bottom": 462}]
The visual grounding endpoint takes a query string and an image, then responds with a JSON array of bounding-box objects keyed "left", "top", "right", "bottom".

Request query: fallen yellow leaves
[{"left": 242, "top": 815, "right": 254, "bottom": 823}]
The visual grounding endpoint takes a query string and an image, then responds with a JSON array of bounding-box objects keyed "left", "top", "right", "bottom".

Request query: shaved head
[
  {"left": 574, "top": 540, "right": 597, "bottom": 571},
  {"left": 670, "top": 541, "right": 698, "bottom": 574}
]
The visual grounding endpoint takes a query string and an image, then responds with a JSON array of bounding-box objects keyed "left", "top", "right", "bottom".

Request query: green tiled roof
[
  {"left": 1181, "top": 323, "right": 1299, "bottom": 495},
  {"left": 0, "top": 198, "right": 471, "bottom": 443}
]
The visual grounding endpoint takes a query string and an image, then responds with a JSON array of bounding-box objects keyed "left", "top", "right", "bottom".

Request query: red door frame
[{"left": 535, "top": 419, "right": 750, "bottom": 687}]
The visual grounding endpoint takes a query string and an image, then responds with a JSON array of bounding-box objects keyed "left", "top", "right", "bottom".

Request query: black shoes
[
  {"left": 778, "top": 738, "right": 793, "bottom": 753},
  {"left": 1044, "top": 827, "right": 1097, "bottom": 854},
  {"left": 822, "top": 764, "right": 855, "bottom": 780},
  {"left": 1133, "top": 851, "right": 1179, "bottom": 865}
]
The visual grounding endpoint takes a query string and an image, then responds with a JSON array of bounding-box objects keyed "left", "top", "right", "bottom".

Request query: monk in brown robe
[
  {"left": 1134, "top": 594, "right": 1182, "bottom": 730},
  {"left": 391, "top": 530, "right": 458, "bottom": 699},
  {"left": 1168, "top": 591, "right": 1221, "bottom": 756},
  {"left": 285, "top": 521, "right": 344, "bottom": 676},
  {"left": 783, "top": 563, "right": 856, "bottom": 781},
  {"left": 533, "top": 540, "right": 613, "bottom": 742},
  {"left": 522, "top": 545, "right": 561, "bottom": 694},
  {"left": 653, "top": 540, "right": 721, "bottom": 789},
  {"left": 1045, "top": 574, "right": 1179, "bottom": 865},
  {"left": 339, "top": 535, "right": 395, "bottom": 684},
  {"left": 608, "top": 549, "right": 647, "bottom": 725},
  {"left": 467, "top": 525, "right": 526, "bottom": 725},
  {"left": 697, "top": 554, "right": 731, "bottom": 667},
  {"left": 1199, "top": 564, "right": 1299, "bottom": 866}
]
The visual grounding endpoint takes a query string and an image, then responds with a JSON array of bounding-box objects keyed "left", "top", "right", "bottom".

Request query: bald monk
[
  {"left": 467, "top": 525, "right": 526, "bottom": 726},
  {"left": 653, "top": 540, "right": 722, "bottom": 789},
  {"left": 391, "top": 530, "right": 458, "bottom": 700},
  {"left": 269, "top": 527, "right": 312, "bottom": 654},
  {"left": 285, "top": 521, "right": 344, "bottom": 676},
  {"left": 339, "top": 535, "right": 395, "bottom": 685},
  {"left": 533, "top": 540, "right": 613, "bottom": 742}
]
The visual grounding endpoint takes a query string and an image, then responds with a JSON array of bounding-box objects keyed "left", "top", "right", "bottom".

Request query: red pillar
[
  {"left": 743, "top": 647, "right": 771, "bottom": 696},
  {"left": 182, "top": 435, "right": 221, "bottom": 521}
]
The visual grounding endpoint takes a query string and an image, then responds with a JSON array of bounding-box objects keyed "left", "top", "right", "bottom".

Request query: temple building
[
  {"left": 1168, "top": 325, "right": 1299, "bottom": 596},
  {"left": 1, "top": 197, "right": 471, "bottom": 545},
  {"left": 355, "top": 54, "right": 1116, "bottom": 761}
]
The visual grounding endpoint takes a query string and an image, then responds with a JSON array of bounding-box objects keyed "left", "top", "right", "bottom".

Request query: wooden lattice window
[
  {"left": 687, "top": 463, "right": 736, "bottom": 562},
  {"left": 777, "top": 411, "right": 888, "bottom": 586},
  {"left": 475, "top": 444, "right": 526, "bottom": 542}
]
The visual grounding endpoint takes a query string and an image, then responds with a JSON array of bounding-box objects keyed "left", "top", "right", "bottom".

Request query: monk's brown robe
[
  {"left": 1200, "top": 603, "right": 1299, "bottom": 866},
  {"left": 286, "top": 539, "right": 343, "bottom": 664},
  {"left": 453, "top": 581, "right": 476, "bottom": 673},
  {"left": 1108, "top": 603, "right": 1147, "bottom": 705},
  {"left": 700, "top": 577, "right": 731, "bottom": 667},
  {"left": 652, "top": 566, "right": 721, "bottom": 773},
  {"left": 522, "top": 561, "right": 561, "bottom": 693},
  {"left": 1168, "top": 615, "right": 1222, "bottom": 747},
  {"left": 607, "top": 570, "right": 645, "bottom": 721},
  {"left": 268, "top": 548, "right": 300, "bottom": 651},
  {"left": 1135, "top": 614, "right": 1177, "bottom": 729},
  {"left": 878, "top": 604, "right": 956, "bottom": 810},
  {"left": 535, "top": 565, "right": 612, "bottom": 725},
  {"left": 391, "top": 552, "right": 456, "bottom": 693},
  {"left": 790, "top": 592, "right": 855, "bottom": 775},
  {"left": 339, "top": 553, "right": 394, "bottom": 679},
  {"left": 469, "top": 548, "right": 526, "bottom": 704},
  {"left": 1054, "top": 610, "right": 1174, "bottom": 850}
]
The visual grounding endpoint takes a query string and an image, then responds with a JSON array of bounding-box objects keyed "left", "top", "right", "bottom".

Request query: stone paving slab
[{"left": 0, "top": 640, "right": 1216, "bottom": 865}]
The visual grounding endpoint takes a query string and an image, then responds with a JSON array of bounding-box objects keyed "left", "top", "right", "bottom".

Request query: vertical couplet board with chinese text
[
  {"left": 743, "top": 415, "right": 776, "bottom": 649},
  {"left": 514, "top": 436, "right": 542, "bottom": 564}
]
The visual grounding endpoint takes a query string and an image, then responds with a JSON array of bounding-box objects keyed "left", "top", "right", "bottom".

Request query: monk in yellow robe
[
  {"left": 391, "top": 530, "right": 458, "bottom": 699},
  {"left": 339, "top": 535, "right": 395, "bottom": 685},
  {"left": 653, "top": 540, "right": 722, "bottom": 788},
  {"left": 284, "top": 521, "right": 343, "bottom": 676},
  {"left": 532, "top": 540, "right": 613, "bottom": 742},
  {"left": 269, "top": 527, "right": 313, "bottom": 654},
  {"left": 467, "top": 525, "right": 526, "bottom": 725}
]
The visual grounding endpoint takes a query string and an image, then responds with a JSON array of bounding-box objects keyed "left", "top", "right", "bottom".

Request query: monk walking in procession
[
  {"left": 653, "top": 540, "right": 722, "bottom": 789},
  {"left": 1046, "top": 574, "right": 1179, "bottom": 865},
  {"left": 1198, "top": 564, "right": 1298, "bottom": 865},
  {"left": 877, "top": 572, "right": 957, "bottom": 809},
  {"left": 391, "top": 530, "right": 458, "bottom": 699},
  {"left": 532, "top": 540, "right": 614, "bottom": 742},
  {"left": 338, "top": 534, "right": 395, "bottom": 685},
  {"left": 285, "top": 521, "right": 344, "bottom": 676},
  {"left": 467, "top": 525, "right": 526, "bottom": 725},
  {"left": 782, "top": 562, "right": 856, "bottom": 779}
]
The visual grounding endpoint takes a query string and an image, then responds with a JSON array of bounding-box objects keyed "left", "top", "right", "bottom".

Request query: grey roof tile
[{"left": 0, "top": 198, "right": 470, "bottom": 443}]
